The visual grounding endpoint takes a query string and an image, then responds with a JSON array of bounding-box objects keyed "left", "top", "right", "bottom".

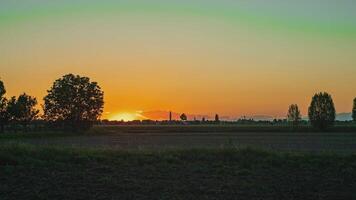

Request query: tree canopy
[
  {"left": 180, "top": 113, "right": 187, "bottom": 121},
  {"left": 287, "top": 104, "right": 301, "bottom": 127},
  {"left": 353, "top": 98, "right": 356, "bottom": 122},
  {"left": 215, "top": 114, "right": 220, "bottom": 123},
  {"left": 7, "top": 93, "right": 39, "bottom": 129},
  {"left": 43, "top": 74, "right": 104, "bottom": 130},
  {"left": 308, "top": 92, "right": 336, "bottom": 130},
  {"left": 0, "top": 80, "right": 5, "bottom": 97},
  {"left": 0, "top": 80, "right": 8, "bottom": 132}
]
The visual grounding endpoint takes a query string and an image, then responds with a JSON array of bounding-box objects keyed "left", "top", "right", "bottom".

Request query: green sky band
[{"left": 1, "top": 2, "right": 355, "bottom": 39}]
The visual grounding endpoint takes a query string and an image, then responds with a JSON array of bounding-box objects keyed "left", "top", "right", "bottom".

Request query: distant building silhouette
[{"left": 169, "top": 111, "right": 172, "bottom": 122}]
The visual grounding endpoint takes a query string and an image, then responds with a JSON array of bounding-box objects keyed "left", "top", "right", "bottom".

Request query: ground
[
  {"left": 2, "top": 125, "right": 356, "bottom": 153},
  {"left": 1, "top": 125, "right": 356, "bottom": 199}
]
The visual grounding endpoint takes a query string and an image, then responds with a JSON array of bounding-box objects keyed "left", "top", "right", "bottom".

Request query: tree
[
  {"left": 43, "top": 74, "right": 104, "bottom": 130},
  {"left": 308, "top": 92, "right": 336, "bottom": 130},
  {"left": 0, "top": 80, "right": 5, "bottom": 100},
  {"left": 287, "top": 104, "right": 301, "bottom": 127},
  {"left": 0, "top": 80, "right": 9, "bottom": 133},
  {"left": 215, "top": 114, "right": 220, "bottom": 123},
  {"left": 180, "top": 113, "right": 187, "bottom": 121},
  {"left": 7, "top": 93, "right": 39, "bottom": 130},
  {"left": 353, "top": 98, "right": 356, "bottom": 122}
]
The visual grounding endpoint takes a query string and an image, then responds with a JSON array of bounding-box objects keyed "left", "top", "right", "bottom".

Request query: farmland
[
  {"left": 1, "top": 144, "right": 356, "bottom": 200},
  {"left": 1, "top": 125, "right": 356, "bottom": 199},
  {"left": 1, "top": 125, "right": 356, "bottom": 153}
]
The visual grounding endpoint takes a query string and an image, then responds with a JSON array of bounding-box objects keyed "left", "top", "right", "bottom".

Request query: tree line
[
  {"left": 0, "top": 74, "right": 104, "bottom": 133},
  {"left": 0, "top": 73, "right": 355, "bottom": 133},
  {"left": 287, "top": 92, "right": 356, "bottom": 130},
  {"left": 179, "top": 92, "right": 355, "bottom": 131}
]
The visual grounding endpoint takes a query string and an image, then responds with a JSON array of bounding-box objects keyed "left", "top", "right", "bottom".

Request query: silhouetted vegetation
[
  {"left": 1, "top": 76, "right": 356, "bottom": 134},
  {"left": 97, "top": 112, "right": 356, "bottom": 135},
  {"left": 0, "top": 80, "right": 8, "bottom": 133},
  {"left": 353, "top": 98, "right": 356, "bottom": 122},
  {"left": 180, "top": 113, "right": 187, "bottom": 121},
  {"left": 308, "top": 92, "right": 336, "bottom": 130},
  {"left": 287, "top": 104, "right": 301, "bottom": 127},
  {"left": 215, "top": 114, "right": 220, "bottom": 123},
  {"left": 43, "top": 74, "right": 104, "bottom": 131},
  {"left": 7, "top": 93, "right": 39, "bottom": 131}
]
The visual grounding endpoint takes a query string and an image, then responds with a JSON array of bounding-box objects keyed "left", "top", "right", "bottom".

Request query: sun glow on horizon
[{"left": 109, "top": 112, "right": 146, "bottom": 121}]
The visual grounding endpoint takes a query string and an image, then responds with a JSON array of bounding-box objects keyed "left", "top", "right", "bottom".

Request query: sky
[{"left": 0, "top": 0, "right": 356, "bottom": 120}]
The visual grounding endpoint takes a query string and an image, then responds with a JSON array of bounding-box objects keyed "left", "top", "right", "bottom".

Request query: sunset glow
[
  {"left": 109, "top": 112, "right": 147, "bottom": 121},
  {"left": 1, "top": 0, "right": 356, "bottom": 120},
  {"left": 2, "top": 1, "right": 356, "bottom": 198}
]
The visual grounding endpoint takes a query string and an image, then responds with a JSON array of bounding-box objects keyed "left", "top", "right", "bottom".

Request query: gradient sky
[{"left": 1, "top": 0, "right": 356, "bottom": 120}]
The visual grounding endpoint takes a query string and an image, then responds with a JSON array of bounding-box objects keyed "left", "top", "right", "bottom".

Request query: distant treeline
[
  {"left": 1, "top": 74, "right": 356, "bottom": 133},
  {"left": 102, "top": 92, "right": 356, "bottom": 131},
  {"left": 100, "top": 118, "right": 354, "bottom": 126}
]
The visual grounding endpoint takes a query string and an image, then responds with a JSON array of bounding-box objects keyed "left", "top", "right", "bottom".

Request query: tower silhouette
[{"left": 169, "top": 111, "right": 172, "bottom": 122}]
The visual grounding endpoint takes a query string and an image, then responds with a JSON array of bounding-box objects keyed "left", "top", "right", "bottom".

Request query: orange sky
[{"left": 1, "top": 1, "right": 356, "bottom": 120}]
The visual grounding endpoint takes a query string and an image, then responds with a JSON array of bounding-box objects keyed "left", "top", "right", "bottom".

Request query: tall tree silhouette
[
  {"left": 43, "top": 74, "right": 104, "bottom": 130},
  {"left": 0, "top": 80, "right": 8, "bottom": 133},
  {"left": 308, "top": 92, "right": 336, "bottom": 130},
  {"left": 7, "top": 93, "right": 39, "bottom": 130},
  {"left": 353, "top": 98, "right": 356, "bottom": 122},
  {"left": 215, "top": 114, "right": 220, "bottom": 123},
  {"left": 287, "top": 104, "right": 301, "bottom": 127}
]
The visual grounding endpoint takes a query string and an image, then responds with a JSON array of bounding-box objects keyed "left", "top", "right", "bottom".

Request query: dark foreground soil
[{"left": 1, "top": 144, "right": 356, "bottom": 200}]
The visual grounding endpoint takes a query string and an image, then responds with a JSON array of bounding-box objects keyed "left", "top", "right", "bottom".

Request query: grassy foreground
[{"left": 1, "top": 144, "right": 356, "bottom": 200}]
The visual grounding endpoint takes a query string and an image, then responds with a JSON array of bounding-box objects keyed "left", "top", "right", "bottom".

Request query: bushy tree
[
  {"left": 0, "top": 80, "right": 9, "bottom": 133},
  {"left": 287, "top": 104, "right": 301, "bottom": 127},
  {"left": 353, "top": 98, "right": 356, "bottom": 122},
  {"left": 0, "top": 80, "right": 5, "bottom": 100},
  {"left": 7, "top": 93, "right": 39, "bottom": 130},
  {"left": 308, "top": 92, "right": 336, "bottom": 130},
  {"left": 43, "top": 74, "right": 104, "bottom": 130},
  {"left": 180, "top": 113, "right": 187, "bottom": 121}
]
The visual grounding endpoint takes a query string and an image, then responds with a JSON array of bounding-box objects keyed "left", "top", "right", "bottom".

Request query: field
[
  {"left": 1, "top": 125, "right": 356, "bottom": 199},
  {"left": 2, "top": 125, "right": 356, "bottom": 153}
]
